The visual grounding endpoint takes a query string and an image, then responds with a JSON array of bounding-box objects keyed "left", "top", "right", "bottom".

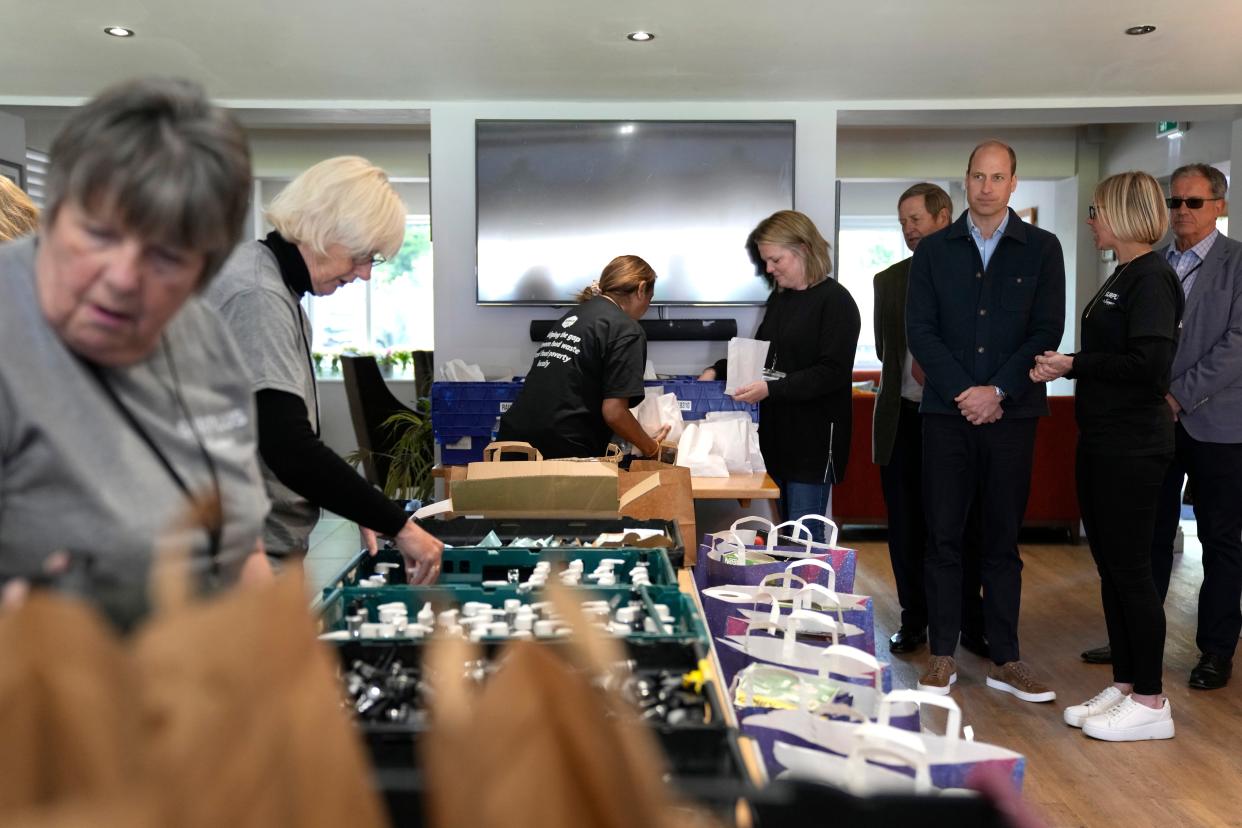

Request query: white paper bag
[
  {"left": 675, "top": 422, "right": 729, "bottom": 477},
  {"left": 701, "top": 418, "right": 753, "bottom": 474},
  {"left": 725, "top": 337, "right": 770, "bottom": 396},
  {"left": 630, "top": 388, "right": 685, "bottom": 445}
]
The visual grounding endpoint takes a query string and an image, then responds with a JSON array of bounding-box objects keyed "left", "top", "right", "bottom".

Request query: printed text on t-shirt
[{"left": 534, "top": 330, "right": 583, "bottom": 369}]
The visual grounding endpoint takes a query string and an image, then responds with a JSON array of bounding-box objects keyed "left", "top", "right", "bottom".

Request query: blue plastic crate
[
  {"left": 643, "top": 377, "right": 759, "bottom": 422},
  {"left": 431, "top": 381, "right": 525, "bottom": 461}
]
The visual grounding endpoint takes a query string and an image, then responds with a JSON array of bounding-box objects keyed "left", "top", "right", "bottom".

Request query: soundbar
[{"left": 529, "top": 318, "right": 738, "bottom": 343}]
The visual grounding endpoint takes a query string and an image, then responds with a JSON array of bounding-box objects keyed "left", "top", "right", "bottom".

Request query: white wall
[
  {"left": 1100, "top": 120, "right": 1233, "bottom": 179},
  {"left": 837, "top": 126, "right": 1079, "bottom": 180},
  {"left": 247, "top": 128, "right": 430, "bottom": 179},
  {"left": 429, "top": 102, "right": 838, "bottom": 379}
]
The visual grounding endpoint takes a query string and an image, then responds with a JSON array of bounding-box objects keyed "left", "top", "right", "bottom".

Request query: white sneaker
[
  {"left": 1063, "top": 685, "right": 1125, "bottom": 728},
  {"left": 1082, "top": 696, "right": 1174, "bottom": 742}
]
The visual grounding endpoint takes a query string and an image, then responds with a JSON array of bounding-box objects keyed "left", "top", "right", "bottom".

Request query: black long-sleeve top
[
  {"left": 713, "top": 278, "right": 861, "bottom": 483},
  {"left": 1069, "top": 251, "right": 1184, "bottom": 456},
  {"left": 254, "top": 232, "right": 408, "bottom": 536}
]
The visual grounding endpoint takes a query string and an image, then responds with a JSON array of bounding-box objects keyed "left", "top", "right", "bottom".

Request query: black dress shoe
[
  {"left": 959, "top": 632, "right": 990, "bottom": 659},
  {"left": 1189, "top": 653, "right": 1233, "bottom": 690},
  {"left": 1081, "top": 644, "right": 1112, "bottom": 664},
  {"left": 888, "top": 628, "right": 928, "bottom": 654}
]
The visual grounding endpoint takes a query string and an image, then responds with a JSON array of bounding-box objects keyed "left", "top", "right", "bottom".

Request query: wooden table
[{"left": 690, "top": 471, "right": 779, "bottom": 506}]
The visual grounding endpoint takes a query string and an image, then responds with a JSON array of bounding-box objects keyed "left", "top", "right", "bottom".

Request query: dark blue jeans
[
  {"left": 772, "top": 477, "right": 833, "bottom": 545},
  {"left": 922, "top": 414, "right": 1038, "bottom": 664}
]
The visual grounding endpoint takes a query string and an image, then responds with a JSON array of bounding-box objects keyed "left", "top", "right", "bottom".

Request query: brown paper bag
[
  {"left": 0, "top": 593, "right": 141, "bottom": 813},
  {"left": 133, "top": 572, "right": 387, "bottom": 828},
  {"left": 420, "top": 585, "right": 718, "bottom": 828}
]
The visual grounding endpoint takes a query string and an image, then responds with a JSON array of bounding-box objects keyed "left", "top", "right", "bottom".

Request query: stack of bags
[{"left": 691, "top": 516, "right": 1026, "bottom": 795}]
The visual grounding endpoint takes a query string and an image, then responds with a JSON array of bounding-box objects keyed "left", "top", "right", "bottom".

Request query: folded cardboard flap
[{"left": 618, "top": 461, "right": 698, "bottom": 566}]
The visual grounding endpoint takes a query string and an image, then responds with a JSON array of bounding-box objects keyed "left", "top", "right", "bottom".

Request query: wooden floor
[{"left": 694, "top": 497, "right": 1242, "bottom": 828}]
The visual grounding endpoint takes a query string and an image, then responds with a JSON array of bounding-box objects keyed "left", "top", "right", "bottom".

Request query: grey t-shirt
[
  {"left": 205, "top": 241, "right": 320, "bottom": 556},
  {"left": 0, "top": 237, "right": 270, "bottom": 627}
]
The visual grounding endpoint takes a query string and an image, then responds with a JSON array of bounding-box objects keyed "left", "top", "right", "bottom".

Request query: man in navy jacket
[{"left": 906, "top": 140, "right": 1065, "bottom": 702}]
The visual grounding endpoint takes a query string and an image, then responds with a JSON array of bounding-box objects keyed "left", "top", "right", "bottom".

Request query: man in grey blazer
[
  {"left": 1150, "top": 163, "right": 1242, "bottom": 690},
  {"left": 874, "top": 183, "right": 988, "bottom": 657}
]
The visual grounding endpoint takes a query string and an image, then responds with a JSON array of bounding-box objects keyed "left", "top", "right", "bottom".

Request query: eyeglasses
[
  {"left": 1087, "top": 205, "right": 1098, "bottom": 220},
  {"left": 1166, "top": 197, "right": 1223, "bottom": 210},
  {"left": 352, "top": 253, "right": 387, "bottom": 268}
]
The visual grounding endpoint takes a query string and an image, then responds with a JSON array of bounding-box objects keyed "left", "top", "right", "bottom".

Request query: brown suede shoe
[
  {"left": 917, "top": 655, "right": 957, "bottom": 695},
  {"left": 986, "top": 660, "right": 1056, "bottom": 702}
]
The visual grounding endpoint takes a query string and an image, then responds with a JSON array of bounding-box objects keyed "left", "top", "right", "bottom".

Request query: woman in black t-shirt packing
[
  {"left": 1031, "top": 171, "right": 1184, "bottom": 742},
  {"left": 498, "top": 255, "right": 670, "bottom": 459}
]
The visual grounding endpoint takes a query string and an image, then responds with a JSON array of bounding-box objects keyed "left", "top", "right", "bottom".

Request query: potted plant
[{"left": 347, "top": 398, "right": 435, "bottom": 504}]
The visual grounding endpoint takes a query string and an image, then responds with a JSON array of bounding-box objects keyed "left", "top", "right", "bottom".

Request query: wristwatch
[{"left": 993, "top": 386, "right": 1007, "bottom": 400}]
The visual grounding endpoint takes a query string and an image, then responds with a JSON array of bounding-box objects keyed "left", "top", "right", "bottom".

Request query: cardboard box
[
  {"left": 438, "top": 445, "right": 695, "bottom": 565},
  {"left": 451, "top": 457, "right": 622, "bottom": 517},
  {"left": 619, "top": 461, "right": 698, "bottom": 566}
]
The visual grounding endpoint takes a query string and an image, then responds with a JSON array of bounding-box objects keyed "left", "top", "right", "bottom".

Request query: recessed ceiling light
[
  {"left": 626, "top": 31, "right": 655, "bottom": 42},
  {"left": 1124, "top": 25, "right": 1156, "bottom": 35},
  {"left": 103, "top": 26, "right": 135, "bottom": 37}
]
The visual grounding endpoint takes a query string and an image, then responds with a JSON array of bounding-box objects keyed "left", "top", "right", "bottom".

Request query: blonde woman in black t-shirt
[
  {"left": 1031, "top": 171, "right": 1184, "bottom": 742},
  {"left": 498, "top": 255, "right": 670, "bottom": 459}
]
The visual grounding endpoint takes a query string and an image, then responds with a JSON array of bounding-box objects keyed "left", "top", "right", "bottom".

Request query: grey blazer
[
  {"left": 872, "top": 258, "right": 910, "bottom": 465},
  {"left": 1163, "top": 233, "right": 1242, "bottom": 443}
]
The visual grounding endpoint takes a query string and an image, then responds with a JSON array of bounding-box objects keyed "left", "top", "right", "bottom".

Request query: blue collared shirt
[
  {"left": 967, "top": 210, "right": 1011, "bottom": 270},
  {"left": 1166, "top": 229, "right": 1219, "bottom": 297}
]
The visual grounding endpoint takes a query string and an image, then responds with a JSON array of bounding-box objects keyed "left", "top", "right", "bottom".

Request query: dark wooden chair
[{"left": 340, "top": 354, "right": 420, "bottom": 488}]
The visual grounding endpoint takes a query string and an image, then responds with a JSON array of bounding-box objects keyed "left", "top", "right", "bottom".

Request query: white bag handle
[
  {"left": 740, "top": 616, "right": 785, "bottom": 658},
  {"left": 791, "top": 584, "right": 847, "bottom": 632},
  {"left": 879, "top": 689, "right": 963, "bottom": 744},
  {"left": 759, "top": 571, "right": 808, "bottom": 592},
  {"left": 846, "top": 723, "right": 931, "bottom": 795},
  {"left": 795, "top": 514, "right": 841, "bottom": 549},
  {"left": 783, "top": 557, "right": 837, "bottom": 594},
  {"left": 708, "top": 530, "right": 774, "bottom": 565},
  {"left": 818, "top": 643, "right": 881, "bottom": 686},
  {"left": 730, "top": 515, "right": 776, "bottom": 537},
  {"left": 787, "top": 608, "right": 841, "bottom": 646},
  {"left": 767, "top": 519, "right": 812, "bottom": 551}
]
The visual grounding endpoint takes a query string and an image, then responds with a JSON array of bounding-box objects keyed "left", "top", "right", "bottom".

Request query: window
[
  {"left": 305, "top": 214, "right": 434, "bottom": 357},
  {"left": 835, "top": 216, "right": 907, "bottom": 369},
  {"left": 250, "top": 177, "right": 433, "bottom": 377}
]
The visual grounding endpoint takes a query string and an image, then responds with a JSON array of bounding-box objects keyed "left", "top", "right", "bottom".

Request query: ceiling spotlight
[
  {"left": 103, "top": 26, "right": 135, "bottom": 37},
  {"left": 626, "top": 31, "right": 655, "bottom": 42},
  {"left": 1124, "top": 25, "right": 1156, "bottom": 35}
]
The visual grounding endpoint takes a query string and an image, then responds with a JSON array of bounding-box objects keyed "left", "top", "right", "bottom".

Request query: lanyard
[
  {"left": 1176, "top": 258, "right": 1204, "bottom": 286},
  {"left": 79, "top": 347, "right": 223, "bottom": 570}
]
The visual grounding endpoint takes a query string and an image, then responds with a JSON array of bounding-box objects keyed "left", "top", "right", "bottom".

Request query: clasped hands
[
  {"left": 955, "top": 385, "right": 1004, "bottom": 426},
  {"left": 1029, "top": 350, "right": 1072, "bottom": 384}
]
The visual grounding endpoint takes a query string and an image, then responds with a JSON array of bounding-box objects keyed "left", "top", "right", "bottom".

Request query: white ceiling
[{"left": 2, "top": 0, "right": 1242, "bottom": 106}]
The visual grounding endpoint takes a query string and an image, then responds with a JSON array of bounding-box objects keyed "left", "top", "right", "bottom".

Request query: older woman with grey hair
[
  {"left": 0, "top": 77, "right": 270, "bottom": 628},
  {"left": 207, "top": 157, "right": 444, "bottom": 583}
]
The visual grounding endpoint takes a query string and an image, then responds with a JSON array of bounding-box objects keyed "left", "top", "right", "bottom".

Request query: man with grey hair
[{"left": 1148, "top": 163, "right": 1242, "bottom": 690}]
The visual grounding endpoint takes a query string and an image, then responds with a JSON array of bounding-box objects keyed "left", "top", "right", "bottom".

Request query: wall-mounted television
[{"left": 476, "top": 119, "right": 795, "bottom": 306}]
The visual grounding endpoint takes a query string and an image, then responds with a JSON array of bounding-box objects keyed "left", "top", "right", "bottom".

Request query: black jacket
[
  {"left": 715, "top": 278, "right": 861, "bottom": 483},
  {"left": 906, "top": 208, "right": 1066, "bottom": 418}
]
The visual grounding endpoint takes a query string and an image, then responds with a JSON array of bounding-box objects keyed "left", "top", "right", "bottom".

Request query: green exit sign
[{"left": 1157, "top": 121, "right": 1184, "bottom": 138}]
